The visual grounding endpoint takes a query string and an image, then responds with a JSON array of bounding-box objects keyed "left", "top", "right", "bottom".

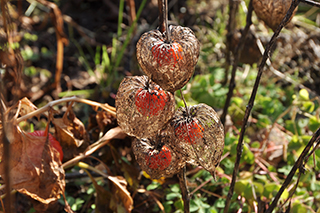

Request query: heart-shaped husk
[
  {"left": 116, "top": 75, "right": 175, "bottom": 138},
  {"left": 136, "top": 25, "right": 200, "bottom": 93},
  {"left": 252, "top": 0, "right": 297, "bottom": 31},
  {"left": 168, "top": 103, "right": 224, "bottom": 178},
  {"left": 132, "top": 129, "right": 186, "bottom": 179}
]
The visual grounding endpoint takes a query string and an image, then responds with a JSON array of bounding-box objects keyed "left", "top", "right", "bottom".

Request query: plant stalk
[{"left": 223, "top": 0, "right": 300, "bottom": 212}]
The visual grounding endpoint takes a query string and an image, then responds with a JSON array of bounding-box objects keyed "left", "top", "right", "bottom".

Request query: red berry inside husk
[
  {"left": 145, "top": 145, "right": 172, "bottom": 170},
  {"left": 151, "top": 42, "right": 183, "bottom": 68},
  {"left": 28, "top": 130, "right": 63, "bottom": 161},
  {"left": 136, "top": 25, "right": 200, "bottom": 92},
  {"left": 174, "top": 117, "right": 204, "bottom": 144},
  {"left": 116, "top": 76, "right": 175, "bottom": 138},
  {"left": 168, "top": 104, "right": 224, "bottom": 177},
  {"left": 135, "top": 84, "right": 167, "bottom": 117},
  {"left": 132, "top": 129, "right": 186, "bottom": 179}
]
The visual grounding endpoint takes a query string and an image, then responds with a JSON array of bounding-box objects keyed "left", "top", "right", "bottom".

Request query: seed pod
[
  {"left": 168, "top": 104, "right": 224, "bottom": 177},
  {"left": 252, "top": 0, "right": 297, "bottom": 31},
  {"left": 116, "top": 75, "right": 175, "bottom": 138},
  {"left": 136, "top": 25, "right": 200, "bottom": 92},
  {"left": 132, "top": 130, "right": 186, "bottom": 179}
]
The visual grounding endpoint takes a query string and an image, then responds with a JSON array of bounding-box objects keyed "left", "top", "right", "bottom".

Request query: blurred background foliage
[{"left": 2, "top": 0, "right": 320, "bottom": 212}]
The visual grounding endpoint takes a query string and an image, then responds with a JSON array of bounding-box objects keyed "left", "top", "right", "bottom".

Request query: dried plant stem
[
  {"left": 62, "top": 127, "right": 126, "bottom": 169},
  {"left": 178, "top": 167, "right": 190, "bottom": 213},
  {"left": 221, "top": 0, "right": 253, "bottom": 125},
  {"left": 223, "top": 0, "right": 300, "bottom": 212},
  {"left": 266, "top": 127, "right": 320, "bottom": 212},
  {"left": 17, "top": 96, "right": 116, "bottom": 123},
  {"left": 223, "top": 0, "right": 240, "bottom": 85},
  {"left": 1, "top": 0, "right": 13, "bottom": 211},
  {"left": 158, "top": 0, "right": 170, "bottom": 42},
  {"left": 300, "top": 0, "right": 320, "bottom": 7}
]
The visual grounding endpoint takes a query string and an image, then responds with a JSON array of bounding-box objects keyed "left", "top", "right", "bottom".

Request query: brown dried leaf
[
  {"left": 109, "top": 176, "right": 133, "bottom": 212},
  {"left": 53, "top": 108, "right": 89, "bottom": 160},
  {"left": 0, "top": 120, "right": 65, "bottom": 211},
  {"left": 96, "top": 110, "right": 115, "bottom": 132},
  {"left": 19, "top": 97, "right": 38, "bottom": 117}
]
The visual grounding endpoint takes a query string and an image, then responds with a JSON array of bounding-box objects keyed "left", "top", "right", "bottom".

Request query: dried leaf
[
  {"left": 96, "top": 110, "right": 115, "bottom": 132},
  {"left": 19, "top": 97, "right": 38, "bottom": 117},
  {"left": 53, "top": 108, "right": 89, "bottom": 160},
  {"left": 109, "top": 176, "right": 133, "bottom": 212},
  {"left": 0, "top": 119, "right": 65, "bottom": 211}
]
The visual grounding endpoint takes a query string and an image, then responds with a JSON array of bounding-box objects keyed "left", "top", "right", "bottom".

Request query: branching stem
[{"left": 223, "top": 0, "right": 300, "bottom": 212}]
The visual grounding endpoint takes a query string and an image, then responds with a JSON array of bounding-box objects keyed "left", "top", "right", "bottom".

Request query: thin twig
[
  {"left": 223, "top": 0, "right": 300, "bottom": 212},
  {"left": 220, "top": 0, "right": 253, "bottom": 125},
  {"left": 223, "top": 0, "right": 240, "bottom": 85},
  {"left": 177, "top": 167, "right": 190, "bottom": 213},
  {"left": 278, "top": 171, "right": 302, "bottom": 211},
  {"left": 300, "top": 0, "right": 320, "bottom": 7},
  {"left": 16, "top": 96, "right": 116, "bottom": 123},
  {"left": 266, "top": 127, "right": 320, "bottom": 212},
  {"left": 158, "top": 0, "right": 165, "bottom": 33},
  {"left": 62, "top": 127, "right": 126, "bottom": 169},
  {"left": 190, "top": 176, "right": 213, "bottom": 196}
]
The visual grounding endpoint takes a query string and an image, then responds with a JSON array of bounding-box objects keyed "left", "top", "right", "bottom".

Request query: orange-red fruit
[
  {"left": 28, "top": 130, "right": 63, "bottom": 161},
  {"left": 116, "top": 76, "right": 175, "bottom": 138},
  {"left": 151, "top": 42, "right": 183, "bottom": 67},
  {"left": 135, "top": 85, "right": 167, "bottom": 117},
  {"left": 136, "top": 25, "right": 200, "bottom": 92},
  {"left": 145, "top": 145, "right": 172, "bottom": 170},
  {"left": 175, "top": 117, "right": 204, "bottom": 144},
  {"left": 168, "top": 104, "right": 224, "bottom": 177},
  {"left": 132, "top": 130, "right": 186, "bottom": 179}
]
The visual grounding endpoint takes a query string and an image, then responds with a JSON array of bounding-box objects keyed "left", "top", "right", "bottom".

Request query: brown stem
[
  {"left": 300, "top": 0, "right": 320, "bottom": 7},
  {"left": 223, "top": 0, "right": 300, "bottom": 212},
  {"left": 266, "top": 127, "right": 320, "bottom": 212},
  {"left": 178, "top": 167, "right": 190, "bottom": 213},
  {"left": 158, "top": 0, "right": 170, "bottom": 42},
  {"left": 221, "top": 0, "right": 253, "bottom": 125},
  {"left": 1, "top": 1, "right": 12, "bottom": 212},
  {"left": 223, "top": 0, "right": 240, "bottom": 85}
]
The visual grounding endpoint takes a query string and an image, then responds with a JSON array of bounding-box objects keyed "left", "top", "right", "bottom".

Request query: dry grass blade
[{"left": 62, "top": 126, "right": 127, "bottom": 169}]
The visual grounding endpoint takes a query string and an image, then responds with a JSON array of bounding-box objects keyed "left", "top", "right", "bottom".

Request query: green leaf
[
  {"left": 309, "top": 116, "right": 320, "bottom": 132},
  {"left": 146, "top": 181, "right": 161, "bottom": 191},
  {"left": 299, "top": 89, "right": 309, "bottom": 101},
  {"left": 292, "top": 202, "right": 308, "bottom": 213},
  {"left": 302, "top": 101, "right": 314, "bottom": 112},
  {"left": 262, "top": 183, "right": 288, "bottom": 200},
  {"left": 166, "top": 192, "right": 181, "bottom": 200},
  {"left": 190, "top": 199, "right": 199, "bottom": 212},
  {"left": 234, "top": 180, "right": 249, "bottom": 197}
]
